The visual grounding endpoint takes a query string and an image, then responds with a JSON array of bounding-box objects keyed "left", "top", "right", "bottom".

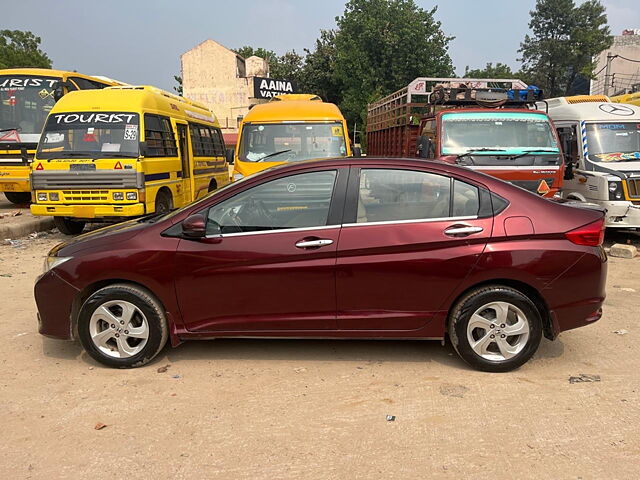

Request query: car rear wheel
[
  {"left": 4, "top": 192, "right": 31, "bottom": 204},
  {"left": 77, "top": 284, "right": 168, "bottom": 368},
  {"left": 448, "top": 285, "right": 542, "bottom": 372},
  {"left": 54, "top": 216, "right": 86, "bottom": 235}
]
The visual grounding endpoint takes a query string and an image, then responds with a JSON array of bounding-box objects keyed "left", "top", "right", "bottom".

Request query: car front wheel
[
  {"left": 448, "top": 285, "right": 543, "bottom": 372},
  {"left": 77, "top": 284, "right": 168, "bottom": 368}
]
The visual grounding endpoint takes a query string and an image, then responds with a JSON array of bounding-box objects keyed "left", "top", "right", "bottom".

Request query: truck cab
[
  {"left": 366, "top": 78, "right": 564, "bottom": 197},
  {"left": 545, "top": 95, "right": 640, "bottom": 228}
]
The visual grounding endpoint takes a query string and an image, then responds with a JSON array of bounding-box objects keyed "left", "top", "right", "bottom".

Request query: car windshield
[
  {"left": 37, "top": 111, "right": 139, "bottom": 158},
  {"left": 238, "top": 122, "right": 347, "bottom": 162},
  {"left": 0, "top": 75, "right": 59, "bottom": 144},
  {"left": 586, "top": 122, "right": 640, "bottom": 162},
  {"left": 441, "top": 112, "right": 559, "bottom": 155}
]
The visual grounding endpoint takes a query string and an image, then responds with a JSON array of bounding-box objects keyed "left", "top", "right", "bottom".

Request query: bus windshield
[
  {"left": 239, "top": 122, "right": 347, "bottom": 162},
  {"left": 586, "top": 122, "right": 640, "bottom": 162},
  {"left": 0, "top": 75, "right": 59, "bottom": 144},
  {"left": 37, "top": 112, "right": 140, "bottom": 158},
  {"left": 441, "top": 112, "right": 558, "bottom": 155}
]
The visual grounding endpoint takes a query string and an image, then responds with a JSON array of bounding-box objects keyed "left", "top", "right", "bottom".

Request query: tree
[
  {"left": 173, "top": 75, "right": 183, "bottom": 95},
  {"left": 234, "top": 46, "right": 278, "bottom": 65},
  {"left": 0, "top": 29, "right": 51, "bottom": 69},
  {"left": 301, "top": 30, "right": 342, "bottom": 104},
  {"left": 464, "top": 62, "right": 516, "bottom": 79},
  {"left": 333, "top": 0, "right": 454, "bottom": 127},
  {"left": 518, "top": 0, "right": 612, "bottom": 97}
]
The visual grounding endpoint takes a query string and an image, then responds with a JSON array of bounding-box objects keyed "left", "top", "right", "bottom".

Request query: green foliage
[
  {"left": 234, "top": 45, "right": 304, "bottom": 85},
  {"left": 333, "top": 0, "right": 454, "bottom": 126},
  {"left": 518, "top": 0, "right": 612, "bottom": 96},
  {"left": 173, "top": 75, "right": 183, "bottom": 96},
  {"left": 464, "top": 63, "right": 516, "bottom": 79},
  {"left": 234, "top": 46, "right": 278, "bottom": 65},
  {"left": 0, "top": 29, "right": 51, "bottom": 69},
  {"left": 300, "top": 30, "right": 341, "bottom": 105}
]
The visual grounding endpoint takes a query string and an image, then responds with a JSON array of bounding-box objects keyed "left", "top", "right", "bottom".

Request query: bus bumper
[
  {"left": 30, "top": 203, "right": 146, "bottom": 218},
  {"left": 603, "top": 200, "right": 640, "bottom": 228},
  {"left": 0, "top": 175, "right": 30, "bottom": 193}
]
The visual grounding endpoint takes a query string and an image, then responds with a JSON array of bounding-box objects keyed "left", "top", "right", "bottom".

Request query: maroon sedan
[{"left": 35, "top": 158, "right": 607, "bottom": 371}]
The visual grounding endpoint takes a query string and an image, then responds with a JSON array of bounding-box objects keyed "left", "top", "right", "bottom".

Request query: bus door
[{"left": 176, "top": 122, "right": 193, "bottom": 204}]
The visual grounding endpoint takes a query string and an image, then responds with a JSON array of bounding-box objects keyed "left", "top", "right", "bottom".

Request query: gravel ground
[{"left": 0, "top": 229, "right": 638, "bottom": 480}]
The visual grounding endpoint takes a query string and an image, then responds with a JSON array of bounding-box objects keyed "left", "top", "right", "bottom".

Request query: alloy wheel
[
  {"left": 466, "top": 301, "right": 531, "bottom": 361},
  {"left": 88, "top": 300, "right": 149, "bottom": 358}
]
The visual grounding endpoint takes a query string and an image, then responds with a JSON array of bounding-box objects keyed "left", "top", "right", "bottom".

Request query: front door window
[{"left": 206, "top": 170, "right": 337, "bottom": 235}]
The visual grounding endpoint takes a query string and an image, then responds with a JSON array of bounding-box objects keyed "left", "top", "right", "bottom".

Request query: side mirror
[
  {"left": 181, "top": 214, "right": 206, "bottom": 239},
  {"left": 225, "top": 149, "right": 235, "bottom": 164},
  {"left": 139, "top": 141, "right": 148, "bottom": 157},
  {"left": 353, "top": 146, "right": 362, "bottom": 158}
]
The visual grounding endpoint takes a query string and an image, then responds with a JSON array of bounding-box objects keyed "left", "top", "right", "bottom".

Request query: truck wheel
[
  {"left": 4, "top": 192, "right": 31, "bottom": 204},
  {"left": 77, "top": 283, "right": 168, "bottom": 368},
  {"left": 154, "top": 190, "right": 173, "bottom": 214},
  {"left": 448, "top": 285, "right": 543, "bottom": 372},
  {"left": 54, "top": 216, "right": 86, "bottom": 235}
]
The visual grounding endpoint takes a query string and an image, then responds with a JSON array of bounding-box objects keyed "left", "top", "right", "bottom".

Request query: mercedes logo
[{"left": 598, "top": 103, "right": 634, "bottom": 116}]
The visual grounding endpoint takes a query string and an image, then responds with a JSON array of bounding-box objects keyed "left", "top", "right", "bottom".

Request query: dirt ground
[{"left": 0, "top": 229, "right": 639, "bottom": 480}]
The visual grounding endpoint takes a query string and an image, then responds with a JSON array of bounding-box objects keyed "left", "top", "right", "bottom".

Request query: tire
[
  {"left": 54, "top": 216, "right": 86, "bottom": 235},
  {"left": 4, "top": 192, "right": 31, "bottom": 204},
  {"left": 155, "top": 190, "right": 173, "bottom": 214},
  {"left": 77, "top": 284, "right": 169, "bottom": 368},
  {"left": 448, "top": 285, "right": 543, "bottom": 373}
]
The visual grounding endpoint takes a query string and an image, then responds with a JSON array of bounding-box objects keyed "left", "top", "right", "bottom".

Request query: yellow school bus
[
  {"left": 30, "top": 85, "right": 231, "bottom": 234},
  {"left": 233, "top": 94, "right": 354, "bottom": 180},
  {"left": 0, "top": 68, "right": 123, "bottom": 204}
]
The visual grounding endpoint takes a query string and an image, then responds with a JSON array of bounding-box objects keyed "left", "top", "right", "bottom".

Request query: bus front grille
[
  {"left": 31, "top": 171, "right": 142, "bottom": 190},
  {"left": 62, "top": 190, "right": 110, "bottom": 202}
]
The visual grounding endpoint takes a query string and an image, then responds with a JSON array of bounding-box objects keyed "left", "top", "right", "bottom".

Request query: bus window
[{"left": 144, "top": 114, "right": 177, "bottom": 157}]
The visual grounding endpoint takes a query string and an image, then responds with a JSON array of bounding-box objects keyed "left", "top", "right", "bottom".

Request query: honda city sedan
[{"left": 35, "top": 158, "right": 607, "bottom": 372}]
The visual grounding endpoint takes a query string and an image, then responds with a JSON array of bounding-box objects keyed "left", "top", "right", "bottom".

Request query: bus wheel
[
  {"left": 4, "top": 192, "right": 31, "bottom": 204},
  {"left": 208, "top": 179, "right": 218, "bottom": 193},
  {"left": 54, "top": 216, "right": 86, "bottom": 235},
  {"left": 154, "top": 190, "right": 173, "bottom": 214}
]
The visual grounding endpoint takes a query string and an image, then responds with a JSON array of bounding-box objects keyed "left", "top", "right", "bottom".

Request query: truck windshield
[
  {"left": 37, "top": 112, "right": 139, "bottom": 158},
  {"left": 0, "top": 75, "right": 59, "bottom": 144},
  {"left": 441, "top": 112, "right": 558, "bottom": 155},
  {"left": 239, "top": 122, "right": 347, "bottom": 162},
  {"left": 586, "top": 122, "right": 640, "bottom": 162}
]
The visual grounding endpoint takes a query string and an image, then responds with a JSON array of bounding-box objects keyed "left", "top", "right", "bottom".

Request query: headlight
[
  {"left": 233, "top": 173, "right": 244, "bottom": 181},
  {"left": 126, "top": 192, "right": 137, "bottom": 200},
  {"left": 43, "top": 256, "right": 72, "bottom": 273},
  {"left": 49, "top": 192, "right": 59, "bottom": 201},
  {"left": 37, "top": 192, "right": 47, "bottom": 202},
  {"left": 112, "top": 192, "right": 124, "bottom": 200},
  {"left": 607, "top": 176, "right": 624, "bottom": 201}
]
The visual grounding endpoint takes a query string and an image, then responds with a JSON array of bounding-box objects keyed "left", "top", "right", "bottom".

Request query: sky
[{"left": 5, "top": 0, "right": 640, "bottom": 92}]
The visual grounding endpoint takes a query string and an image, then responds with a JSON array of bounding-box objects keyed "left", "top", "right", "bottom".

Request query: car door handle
[
  {"left": 295, "top": 239, "right": 334, "bottom": 249},
  {"left": 444, "top": 225, "right": 484, "bottom": 237}
]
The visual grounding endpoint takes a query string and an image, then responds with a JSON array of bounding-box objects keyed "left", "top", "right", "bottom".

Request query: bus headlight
[
  {"left": 607, "top": 176, "right": 624, "bottom": 201},
  {"left": 49, "top": 192, "right": 59, "bottom": 201},
  {"left": 126, "top": 192, "right": 137, "bottom": 200},
  {"left": 37, "top": 192, "right": 47, "bottom": 202},
  {"left": 113, "top": 192, "right": 124, "bottom": 201}
]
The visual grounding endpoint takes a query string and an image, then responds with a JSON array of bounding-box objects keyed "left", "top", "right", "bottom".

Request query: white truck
[{"left": 543, "top": 95, "right": 640, "bottom": 228}]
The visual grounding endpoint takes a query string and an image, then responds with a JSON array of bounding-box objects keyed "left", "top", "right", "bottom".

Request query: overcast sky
[{"left": 5, "top": 0, "right": 640, "bottom": 91}]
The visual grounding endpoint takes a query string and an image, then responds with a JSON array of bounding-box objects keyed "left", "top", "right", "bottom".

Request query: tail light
[{"left": 565, "top": 218, "right": 605, "bottom": 246}]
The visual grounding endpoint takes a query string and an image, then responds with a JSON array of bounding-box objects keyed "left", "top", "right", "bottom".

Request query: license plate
[{"left": 70, "top": 164, "right": 96, "bottom": 171}]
